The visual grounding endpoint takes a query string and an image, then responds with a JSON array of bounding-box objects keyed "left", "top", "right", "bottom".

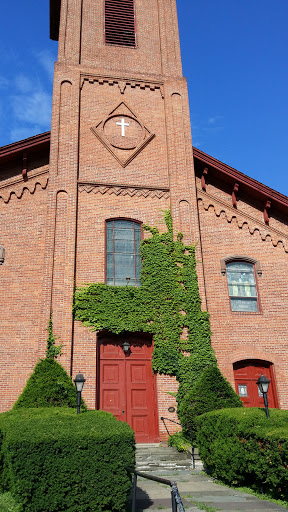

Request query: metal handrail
[
  {"left": 160, "top": 416, "right": 195, "bottom": 470},
  {"left": 126, "top": 467, "right": 185, "bottom": 512}
]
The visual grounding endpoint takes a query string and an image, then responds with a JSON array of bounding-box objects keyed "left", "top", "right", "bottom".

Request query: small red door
[
  {"left": 233, "top": 359, "right": 278, "bottom": 408},
  {"left": 98, "top": 333, "right": 159, "bottom": 443}
]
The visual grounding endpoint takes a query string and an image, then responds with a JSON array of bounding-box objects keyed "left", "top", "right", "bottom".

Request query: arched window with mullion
[
  {"left": 106, "top": 219, "right": 141, "bottom": 287},
  {"left": 226, "top": 261, "right": 258, "bottom": 312}
]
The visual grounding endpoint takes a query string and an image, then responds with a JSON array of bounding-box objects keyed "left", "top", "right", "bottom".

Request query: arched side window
[
  {"left": 221, "top": 256, "right": 261, "bottom": 312},
  {"left": 106, "top": 219, "right": 141, "bottom": 287}
]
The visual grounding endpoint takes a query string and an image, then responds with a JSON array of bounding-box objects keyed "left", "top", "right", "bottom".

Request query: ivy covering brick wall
[{"left": 74, "top": 211, "right": 239, "bottom": 423}]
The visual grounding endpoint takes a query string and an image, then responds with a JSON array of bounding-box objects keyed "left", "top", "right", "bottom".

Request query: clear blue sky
[{"left": 1, "top": 1, "right": 287, "bottom": 196}]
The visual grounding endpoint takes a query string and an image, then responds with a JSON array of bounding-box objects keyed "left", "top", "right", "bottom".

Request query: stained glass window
[
  {"left": 106, "top": 220, "right": 141, "bottom": 287},
  {"left": 226, "top": 261, "right": 258, "bottom": 312}
]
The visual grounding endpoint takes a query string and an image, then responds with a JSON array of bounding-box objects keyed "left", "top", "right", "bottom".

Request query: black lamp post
[
  {"left": 256, "top": 374, "right": 270, "bottom": 419},
  {"left": 74, "top": 371, "right": 86, "bottom": 415},
  {"left": 0, "top": 246, "right": 5, "bottom": 265}
]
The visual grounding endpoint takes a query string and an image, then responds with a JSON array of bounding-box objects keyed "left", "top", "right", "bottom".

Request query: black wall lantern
[
  {"left": 122, "top": 341, "right": 130, "bottom": 354},
  {"left": 257, "top": 374, "right": 270, "bottom": 419},
  {"left": 74, "top": 371, "right": 86, "bottom": 415},
  {"left": 0, "top": 246, "right": 5, "bottom": 265}
]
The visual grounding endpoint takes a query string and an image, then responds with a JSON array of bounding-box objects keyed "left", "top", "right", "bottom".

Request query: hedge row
[
  {"left": 196, "top": 407, "right": 288, "bottom": 499},
  {"left": 0, "top": 408, "right": 135, "bottom": 512}
]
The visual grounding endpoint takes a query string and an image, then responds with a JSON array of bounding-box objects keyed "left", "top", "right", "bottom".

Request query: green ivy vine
[{"left": 74, "top": 211, "right": 217, "bottom": 407}]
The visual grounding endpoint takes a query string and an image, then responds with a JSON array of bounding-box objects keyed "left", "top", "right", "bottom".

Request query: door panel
[
  {"left": 126, "top": 360, "right": 155, "bottom": 443},
  {"left": 234, "top": 359, "right": 278, "bottom": 408},
  {"left": 99, "top": 334, "right": 159, "bottom": 443},
  {"left": 101, "top": 342, "right": 123, "bottom": 359},
  {"left": 100, "top": 360, "right": 125, "bottom": 422}
]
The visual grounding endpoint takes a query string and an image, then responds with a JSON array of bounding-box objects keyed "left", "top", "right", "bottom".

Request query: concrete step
[
  {"left": 136, "top": 450, "right": 201, "bottom": 458},
  {"left": 135, "top": 444, "right": 204, "bottom": 472}
]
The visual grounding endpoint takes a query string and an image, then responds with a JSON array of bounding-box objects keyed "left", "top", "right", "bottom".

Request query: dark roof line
[
  {"left": 193, "top": 147, "right": 288, "bottom": 210},
  {"left": 0, "top": 132, "right": 50, "bottom": 158}
]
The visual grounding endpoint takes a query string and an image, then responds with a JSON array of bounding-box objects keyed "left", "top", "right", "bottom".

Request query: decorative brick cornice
[
  {"left": 81, "top": 74, "right": 164, "bottom": 98},
  {"left": 78, "top": 182, "right": 170, "bottom": 199},
  {"left": 197, "top": 188, "right": 288, "bottom": 253},
  {"left": 0, "top": 172, "right": 49, "bottom": 203},
  {"left": 0, "top": 167, "right": 48, "bottom": 190}
]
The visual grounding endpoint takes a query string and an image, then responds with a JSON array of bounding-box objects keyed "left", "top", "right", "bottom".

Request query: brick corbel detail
[
  {"left": 201, "top": 167, "right": 208, "bottom": 191},
  {"left": 232, "top": 182, "right": 239, "bottom": 208},
  {"left": 264, "top": 200, "right": 271, "bottom": 225},
  {"left": 80, "top": 75, "right": 164, "bottom": 98},
  {"left": 22, "top": 151, "right": 28, "bottom": 181}
]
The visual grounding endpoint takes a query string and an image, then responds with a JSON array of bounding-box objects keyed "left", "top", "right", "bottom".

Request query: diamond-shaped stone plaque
[{"left": 91, "top": 102, "right": 155, "bottom": 167}]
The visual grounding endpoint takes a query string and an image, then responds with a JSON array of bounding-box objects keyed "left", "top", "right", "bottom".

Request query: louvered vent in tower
[{"left": 105, "top": 0, "right": 136, "bottom": 47}]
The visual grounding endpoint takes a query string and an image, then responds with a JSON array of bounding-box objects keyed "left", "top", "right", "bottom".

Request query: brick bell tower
[{"left": 46, "top": 0, "right": 206, "bottom": 439}]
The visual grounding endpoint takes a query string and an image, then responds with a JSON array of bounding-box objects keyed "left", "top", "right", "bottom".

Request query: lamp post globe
[
  {"left": 256, "top": 374, "right": 270, "bottom": 419},
  {"left": 74, "top": 372, "right": 86, "bottom": 414},
  {"left": 122, "top": 341, "right": 130, "bottom": 354}
]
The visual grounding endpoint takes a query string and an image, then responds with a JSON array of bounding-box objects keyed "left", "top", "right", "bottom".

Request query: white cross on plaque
[{"left": 116, "top": 118, "right": 130, "bottom": 137}]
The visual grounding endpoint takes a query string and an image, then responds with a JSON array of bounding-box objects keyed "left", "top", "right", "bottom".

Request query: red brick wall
[
  {"left": 196, "top": 177, "right": 288, "bottom": 409},
  {"left": 57, "top": 0, "right": 182, "bottom": 77},
  {"left": 0, "top": 163, "right": 49, "bottom": 410}
]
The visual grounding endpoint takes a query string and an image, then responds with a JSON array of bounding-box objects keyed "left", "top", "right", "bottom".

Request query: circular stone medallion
[{"left": 103, "top": 115, "right": 144, "bottom": 150}]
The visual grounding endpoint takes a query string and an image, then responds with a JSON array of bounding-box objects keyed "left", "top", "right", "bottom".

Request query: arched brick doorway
[
  {"left": 233, "top": 359, "right": 278, "bottom": 408},
  {"left": 97, "top": 332, "right": 159, "bottom": 443}
]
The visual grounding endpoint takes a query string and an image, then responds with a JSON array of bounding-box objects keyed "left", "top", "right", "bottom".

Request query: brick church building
[{"left": 0, "top": 0, "right": 287, "bottom": 442}]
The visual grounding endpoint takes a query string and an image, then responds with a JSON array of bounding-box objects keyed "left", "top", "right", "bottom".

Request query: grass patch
[
  {"left": 209, "top": 475, "right": 288, "bottom": 510},
  {"left": 185, "top": 495, "right": 221, "bottom": 512},
  {"left": 233, "top": 485, "right": 288, "bottom": 509}
]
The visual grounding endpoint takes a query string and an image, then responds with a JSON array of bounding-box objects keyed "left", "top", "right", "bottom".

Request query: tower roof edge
[{"left": 50, "top": 0, "right": 61, "bottom": 41}]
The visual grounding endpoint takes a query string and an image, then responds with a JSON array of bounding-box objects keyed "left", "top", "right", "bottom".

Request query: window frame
[
  {"left": 221, "top": 256, "right": 262, "bottom": 313},
  {"left": 105, "top": 217, "right": 142, "bottom": 287}
]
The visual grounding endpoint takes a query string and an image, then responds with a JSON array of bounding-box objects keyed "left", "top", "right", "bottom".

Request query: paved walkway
[{"left": 130, "top": 470, "right": 287, "bottom": 512}]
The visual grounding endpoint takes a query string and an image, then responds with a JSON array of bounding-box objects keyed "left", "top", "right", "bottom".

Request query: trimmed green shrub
[
  {"left": 178, "top": 366, "right": 242, "bottom": 433},
  {"left": 13, "top": 359, "right": 86, "bottom": 410},
  {"left": 0, "top": 408, "right": 135, "bottom": 511},
  {"left": 196, "top": 407, "right": 288, "bottom": 499}
]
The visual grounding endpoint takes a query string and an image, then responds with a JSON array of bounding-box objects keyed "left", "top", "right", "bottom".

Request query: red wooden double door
[
  {"left": 98, "top": 333, "right": 159, "bottom": 443},
  {"left": 234, "top": 359, "right": 278, "bottom": 408}
]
